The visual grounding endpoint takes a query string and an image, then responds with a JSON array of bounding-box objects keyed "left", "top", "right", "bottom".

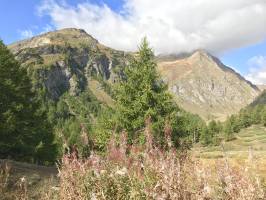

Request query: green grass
[
  {"left": 194, "top": 124, "right": 266, "bottom": 158},
  {"left": 193, "top": 124, "right": 266, "bottom": 180}
]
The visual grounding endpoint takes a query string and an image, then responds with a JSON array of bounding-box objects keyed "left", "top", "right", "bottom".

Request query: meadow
[{"left": 194, "top": 124, "right": 266, "bottom": 182}]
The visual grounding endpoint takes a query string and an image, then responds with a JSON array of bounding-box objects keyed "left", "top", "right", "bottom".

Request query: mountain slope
[
  {"left": 8, "top": 28, "right": 130, "bottom": 103},
  {"left": 157, "top": 50, "right": 260, "bottom": 121}
]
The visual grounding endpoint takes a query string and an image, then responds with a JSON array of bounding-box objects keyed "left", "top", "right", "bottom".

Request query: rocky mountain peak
[
  {"left": 157, "top": 50, "right": 261, "bottom": 121},
  {"left": 9, "top": 28, "right": 100, "bottom": 54},
  {"left": 189, "top": 50, "right": 221, "bottom": 69}
]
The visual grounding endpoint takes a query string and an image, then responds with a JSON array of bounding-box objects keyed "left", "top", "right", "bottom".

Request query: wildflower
[
  {"left": 20, "top": 176, "right": 26, "bottom": 183},
  {"left": 115, "top": 167, "right": 128, "bottom": 176}
]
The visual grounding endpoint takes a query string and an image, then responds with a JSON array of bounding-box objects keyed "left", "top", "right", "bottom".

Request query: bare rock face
[
  {"left": 44, "top": 61, "right": 71, "bottom": 99},
  {"left": 158, "top": 50, "right": 260, "bottom": 121},
  {"left": 9, "top": 28, "right": 130, "bottom": 100}
]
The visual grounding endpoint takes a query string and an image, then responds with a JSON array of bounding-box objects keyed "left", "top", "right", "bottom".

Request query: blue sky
[
  {"left": 1, "top": 0, "right": 266, "bottom": 84},
  {"left": 222, "top": 40, "right": 266, "bottom": 75},
  {"left": 0, "top": 0, "right": 122, "bottom": 44},
  {"left": 0, "top": 0, "right": 124, "bottom": 44}
]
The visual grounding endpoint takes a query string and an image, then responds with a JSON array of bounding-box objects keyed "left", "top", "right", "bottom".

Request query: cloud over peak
[{"left": 39, "top": 0, "right": 266, "bottom": 55}]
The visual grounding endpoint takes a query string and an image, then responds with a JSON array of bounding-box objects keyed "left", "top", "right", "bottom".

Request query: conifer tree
[
  {"left": 114, "top": 38, "right": 179, "bottom": 142},
  {"left": 0, "top": 40, "right": 56, "bottom": 164},
  {"left": 200, "top": 125, "right": 211, "bottom": 145},
  {"left": 208, "top": 120, "right": 217, "bottom": 144},
  {"left": 223, "top": 118, "right": 234, "bottom": 141},
  {"left": 261, "top": 107, "right": 266, "bottom": 126}
]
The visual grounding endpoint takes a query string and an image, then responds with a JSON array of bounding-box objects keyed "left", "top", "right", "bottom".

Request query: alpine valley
[{"left": 8, "top": 28, "right": 263, "bottom": 121}]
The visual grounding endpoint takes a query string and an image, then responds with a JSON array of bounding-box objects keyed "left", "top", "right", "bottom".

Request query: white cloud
[
  {"left": 40, "top": 24, "right": 54, "bottom": 34},
  {"left": 245, "top": 55, "right": 266, "bottom": 84},
  {"left": 19, "top": 29, "right": 34, "bottom": 39},
  {"left": 43, "top": 24, "right": 54, "bottom": 33},
  {"left": 38, "top": 0, "right": 266, "bottom": 55},
  {"left": 18, "top": 25, "right": 55, "bottom": 41}
]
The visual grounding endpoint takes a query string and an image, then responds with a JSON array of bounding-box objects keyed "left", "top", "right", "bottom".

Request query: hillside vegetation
[{"left": 196, "top": 125, "right": 266, "bottom": 157}]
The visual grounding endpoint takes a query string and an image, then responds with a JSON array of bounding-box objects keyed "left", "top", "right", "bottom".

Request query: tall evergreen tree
[
  {"left": 114, "top": 38, "right": 179, "bottom": 143},
  {"left": 0, "top": 40, "right": 56, "bottom": 164}
]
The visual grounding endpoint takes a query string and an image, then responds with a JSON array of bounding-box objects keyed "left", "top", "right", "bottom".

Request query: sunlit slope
[{"left": 158, "top": 50, "right": 260, "bottom": 121}]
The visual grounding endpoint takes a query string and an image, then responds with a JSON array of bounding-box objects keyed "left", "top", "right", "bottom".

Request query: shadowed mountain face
[
  {"left": 157, "top": 50, "right": 260, "bottom": 121},
  {"left": 8, "top": 28, "right": 261, "bottom": 121}
]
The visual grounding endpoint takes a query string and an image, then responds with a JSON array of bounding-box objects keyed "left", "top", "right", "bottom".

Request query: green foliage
[
  {"left": 113, "top": 38, "right": 180, "bottom": 144},
  {"left": 178, "top": 112, "right": 205, "bottom": 144},
  {"left": 223, "top": 119, "right": 234, "bottom": 141},
  {"left": 221, "top": 105, "right": 266, "bottom": 142},
  {"left": 238, "top": 109, "right": 252, "bottom": 128},
  {"left": 208, "top": 120, "right": 222, "bottom": 145},
  {"left": 92, "top": 107, "right": 116, "bottom": 151},
  {"left": 0, "top": 40, "right": 57, "bottom": 164},
  {"left": 200, "top": 125, "right": 211, "bottom": 145},
  {"left": 198, "top": 119, "right": 223, "bottom": 146},
  {"left": 46, "top": 89, "right": 104, "bottom": 156},
  {"left": 261, "top": 108, "right": 266, "bottom": 126}
]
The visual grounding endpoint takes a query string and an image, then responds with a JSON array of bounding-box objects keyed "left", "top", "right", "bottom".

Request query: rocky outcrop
[{"left": 44, "top": 61, "right": 71, "bottom": 99}]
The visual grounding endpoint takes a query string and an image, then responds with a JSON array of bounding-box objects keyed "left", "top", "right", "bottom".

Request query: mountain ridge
[{"left": 8, "top": 28, "right": 261, "bottom": 121}]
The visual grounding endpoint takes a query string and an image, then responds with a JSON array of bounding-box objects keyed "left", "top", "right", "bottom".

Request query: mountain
[
  {"left": 8, "top": 28, "right": 261, "bottom": 121},
  {"left": 157, "top": 50, "right": 261, "bottom": 121},
  {"left": 9, "top": 28, "right": 130, "bottom": 105}
]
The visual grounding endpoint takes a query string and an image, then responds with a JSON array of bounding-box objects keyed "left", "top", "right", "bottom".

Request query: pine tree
[
  {"left": 114, "top": 38, "right": 179, "bottom": 143},
  {"left": 0, "top": 40, "right": 56, "bottom": 164},
  {"left": 207, "top": 120, "right": 216, "bottom": 143},
  {"left": 223, "top": 118, "right": 234, "bottom": 141},
  {"left": 261, "top": 106, "right": 266, "bottom": 126},
  {"left": 200, "top": 125, "right": 211, "bottom": 145},
  {"left": 238, "top": 109, "right": 251, "bottom": 128}
]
